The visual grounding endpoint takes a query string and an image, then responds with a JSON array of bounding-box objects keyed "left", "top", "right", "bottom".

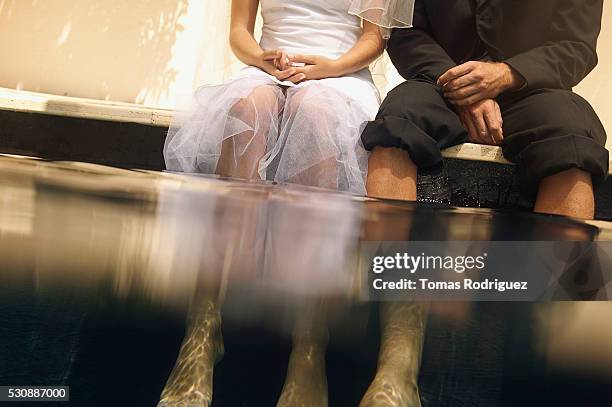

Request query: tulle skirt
[{"left": 164, "top": 67, "right": 380, "bottom": 195}]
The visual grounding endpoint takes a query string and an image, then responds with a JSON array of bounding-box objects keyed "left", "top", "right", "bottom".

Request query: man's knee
[
  {"left": 536, "top": 167, "right": 595, "bottom": 219},
  {"left": 380, "top": 80, "right": 441, "bottom": 118},
  {"left": 503, "top": 89, "right": 608, "bottom": 195},
  {"left": 369, "top": 147, "right": 416, "bottom": 172},
  {"left": 540, "top": 167, "right": 593, "bottom": 188},
  {"left": 510, "top": 90, "right": 605, "bottom": 143},
  {"left": 367, "top": 147, "right": 418, "bottom": 201},
  {"left": 362, "top": 80, "right": 457, "bottom": 170},
  {"left": 550, "top": 92, "right": 603, "bottom": 139}
]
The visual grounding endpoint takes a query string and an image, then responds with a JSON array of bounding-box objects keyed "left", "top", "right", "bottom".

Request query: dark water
[{"left": 1, "top": 156, "right": 611, "bottom": 406}]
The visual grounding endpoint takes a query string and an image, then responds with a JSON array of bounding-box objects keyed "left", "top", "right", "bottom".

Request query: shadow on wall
[{"left": 0, "top": 0, "right": 189, "bottom": 104}]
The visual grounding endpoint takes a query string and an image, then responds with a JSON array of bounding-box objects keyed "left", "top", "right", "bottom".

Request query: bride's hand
[
  {"left": 259, "top": 50, "right": 306, "bottom": 83},
  {"left": 289, "top": 54, "right": 340, "bottom": 81},
  {"left": 261, "top": 49, "right": 290, "bottom": 70}
]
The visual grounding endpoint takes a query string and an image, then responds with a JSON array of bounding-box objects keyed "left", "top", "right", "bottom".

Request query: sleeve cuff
[{"left": 503, "top": 60, "right": 528, "bottom": 91}]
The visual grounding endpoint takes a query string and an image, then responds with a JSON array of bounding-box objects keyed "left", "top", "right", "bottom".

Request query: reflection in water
[{"left": 0, "top": 155, "right": 611, "bottom": 406}]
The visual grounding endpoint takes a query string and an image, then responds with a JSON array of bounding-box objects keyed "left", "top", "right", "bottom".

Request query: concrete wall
[{"left": 0, "top": 0, "right": 610, "bottom": 145}]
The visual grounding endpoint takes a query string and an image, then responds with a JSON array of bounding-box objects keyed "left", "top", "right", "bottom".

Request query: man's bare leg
[
  {"left": 362, "top": 147, "right": 427, "bottom": 407},
  {"left": 534, "top": 168, "right": 595, "bottom": 220},
  {"left": 366, "top": 147, "right": 418, "bottom": 201},
  {"left": 360, "top": 303, "right": 428, "bottom": 407}
]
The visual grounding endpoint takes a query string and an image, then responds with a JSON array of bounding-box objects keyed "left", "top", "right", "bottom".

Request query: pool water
[{"left": 1, "top": 155, "right": 611, "bottom": 406}]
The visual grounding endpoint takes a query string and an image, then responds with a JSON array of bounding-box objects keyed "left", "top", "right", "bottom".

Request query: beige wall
[
  {"left": 575, "top": 2, "right": 612, "bottom": 145},
  {"left": 0, "top": 0, "right": 610, "bottom": 145},
  {"left": 0, "top": 0, "right": 211, "bottom": 107},
  {"left": 0, "top": 1, "right": 249, "bottom": 108}
]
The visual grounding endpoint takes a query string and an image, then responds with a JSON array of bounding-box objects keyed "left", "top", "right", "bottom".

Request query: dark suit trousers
[{"left": 361, "top": 79, "right": 609, "bottom": 197}]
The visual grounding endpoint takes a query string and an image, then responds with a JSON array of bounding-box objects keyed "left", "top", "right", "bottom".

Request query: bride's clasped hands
[{"left": 260, "top": 48, "right": 341, "bottom": 84}]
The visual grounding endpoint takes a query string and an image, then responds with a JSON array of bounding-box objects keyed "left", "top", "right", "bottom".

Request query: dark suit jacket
[{"left": 388, "top": 0, "right": 603, "bottom": 90}]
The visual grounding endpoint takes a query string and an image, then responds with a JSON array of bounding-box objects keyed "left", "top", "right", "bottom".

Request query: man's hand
[
  {"left": 438, "top": 61, "right": 525, "bottom": 106},
  {"left": 456, "top": 99, "right": 504, "bottom": 145}
]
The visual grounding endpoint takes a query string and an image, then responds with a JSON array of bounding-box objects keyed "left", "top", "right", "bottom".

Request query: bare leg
[
  {"left": 277, "top": 303, "right": 329, "bottom": 407},
  {"left": 534, "top": 168, "right": 594, "bottom": 220},
  {"left": 216, "top": 85, "right": 280, "bottom": 179},
  {"left": 277, "top": 86, "right": 342, "bottom": 191},
  {"left": 366, "top": 147, "right": 417, "bottom": 201},
  {"left": 160, "top": 84, "right": 278, "bottom": 404},
  {"left": 362, "top": 147, "right": 426, "bottom": 406},
  {"left": 360, "top": 303, "right": 428, "bottom": 407},
  {"left": 287, "top": 157, "right": 338, "bottom": 190},
  {"left": 158, "top": 290, "right": 223, "bottom": 407},
  {"left": 159, "top": 192, "right": 266, "bottom": 407}
]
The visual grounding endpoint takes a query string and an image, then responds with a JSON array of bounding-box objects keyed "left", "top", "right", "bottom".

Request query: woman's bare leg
[
  {"left": 158, "top": 286, "right": 223, "bottom": 407},
  {"left": 216, "top": 84, "right": 281, "bottom": 179},
  {"left": 159, "top": 85, "right": 280, "bottom": 406},
  {"left": 277, "top": 302, "right": 329, "bottom": 407},
  {"left": 286, "top": 157, "right": 339, "bottom": 190},
  {"left": 278, "top": 87, "right": 341, "bottom": 190},
  {"left": 158, "top": 197, "right": 265, "bottom": 407}
]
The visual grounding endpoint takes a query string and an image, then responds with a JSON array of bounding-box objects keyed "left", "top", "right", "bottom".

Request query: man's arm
[
  {"left": 505, "top": 0, "right": 603, "bottom": 90},
  {"left": 387, "top": 0, "right": 504, "bottom": 146},
  {"left": 387, "top": 0, "right": 455, "bottom": 82}
]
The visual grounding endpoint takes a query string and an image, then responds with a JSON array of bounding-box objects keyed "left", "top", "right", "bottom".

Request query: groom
[{"left": 362, "top": 0, "right": 608, "bottom": 220}]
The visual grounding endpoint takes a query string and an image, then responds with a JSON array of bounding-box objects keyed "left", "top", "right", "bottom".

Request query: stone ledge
[
  {"left": 1, "top": 87, "right": 609, "bottom": 172},
  {"left": 441, "top": 143, "right": 511, "bottom": 165},
  {"left": 0, "top": 87, "right": 173, "bottom": 127}
]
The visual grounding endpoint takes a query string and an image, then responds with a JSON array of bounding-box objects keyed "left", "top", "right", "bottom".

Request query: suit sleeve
[
  {"left": 386, "top": 0, "right": 456, "bottom": 82},
  {"left": 505, "top": 0, "right": 602, "bottom": 90}
]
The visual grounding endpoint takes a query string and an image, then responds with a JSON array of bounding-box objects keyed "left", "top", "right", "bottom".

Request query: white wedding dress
[{"left": 164, "top": 0, "right": 412, "bottom": 195}]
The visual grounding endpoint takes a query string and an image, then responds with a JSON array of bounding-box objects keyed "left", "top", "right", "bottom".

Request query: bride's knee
[
  {"left": 287, "top": 88, "right": 360, "bottom": 149},
  {"left": 230, "top": 84, "right": 282, "bottom": 122},
  {"left": 287, "top": 86, "right": 336, "bottom": 120},
  {"left": 223, "top": 85, "right": 282, "bottom": 149},
  {"left": 250, "top": 84, "right": 282, "bottom": 106}
]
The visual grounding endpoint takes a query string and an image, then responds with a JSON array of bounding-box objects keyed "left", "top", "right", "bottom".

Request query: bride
[
  {"left": 160, "top": 1, "right": 424, "bottom": 407},
  {"left": 164, "top": 0, "right": 412, "bottom": 195}
]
